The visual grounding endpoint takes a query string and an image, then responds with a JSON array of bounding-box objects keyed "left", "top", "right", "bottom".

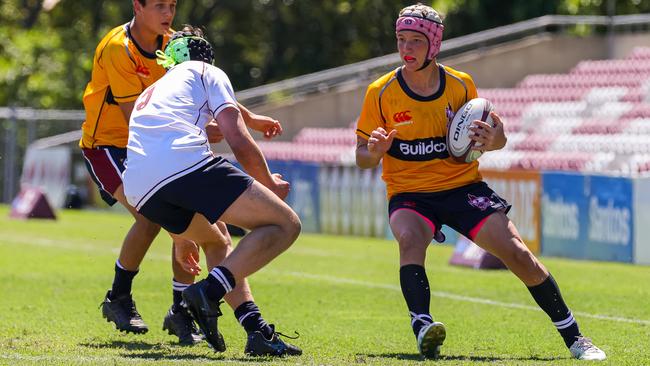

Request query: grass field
[{"left": 0, "top": 205, "right": 648, "bottom": 365}]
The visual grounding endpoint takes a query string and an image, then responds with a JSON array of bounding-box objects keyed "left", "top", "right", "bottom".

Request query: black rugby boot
[
  {"left": 100, "top": 290, "right": 148, "bottom": 334},
  {"left": 245, "top": 325, "right": 302, "bottom": 357},
  {"left": 182, "top": 280, "right": 226, "bottom": 352},
  {"left": 162, "top": 306, "right": 204, "bottom": 345}
]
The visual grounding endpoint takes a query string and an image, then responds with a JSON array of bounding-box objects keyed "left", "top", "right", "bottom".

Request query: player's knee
[
  {"left": 281, "top": 211, "right": 302, "bottom": 245},
  {"left": 509, "top": 242, "right": 537, "bottom": 268},
  {"left": 133, "top": 217, "right": 161, "bottom": 237},
  {"left": 394, "top": 228, "right": 425, "bottom": 249}
]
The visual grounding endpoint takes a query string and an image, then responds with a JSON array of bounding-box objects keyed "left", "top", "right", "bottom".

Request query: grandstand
[
  {"left": 252, "top": 46, "right": 650, "bottom": 175},
  {"left": 481, "top": 46, "right": 650, "bottom": 174}
]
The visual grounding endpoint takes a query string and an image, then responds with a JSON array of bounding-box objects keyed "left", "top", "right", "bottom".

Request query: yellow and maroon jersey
[
  {"left": 356, "top": 65, "right": 481, "bottom": 198},
  {"left": 80, "top": 23, "right": 171, "bottom": 149}
]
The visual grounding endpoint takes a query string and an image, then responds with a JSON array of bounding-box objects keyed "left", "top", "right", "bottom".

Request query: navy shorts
[
  {"left": 82, "top": 146, "right": 126, "bottom": 206},
  {"left": 139, "top": 157, "right": 254, "bottom": 234},
  {"left": 388, "top": 182, "right": 511, "bottom": 241}
]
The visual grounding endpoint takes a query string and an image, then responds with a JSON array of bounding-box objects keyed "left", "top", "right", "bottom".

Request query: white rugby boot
[
  {"left": 569, "top": 337, "right": 607, "bottom": 361},
  {"left": 416, "top": 321, "right": 446, "bottom": 359}
]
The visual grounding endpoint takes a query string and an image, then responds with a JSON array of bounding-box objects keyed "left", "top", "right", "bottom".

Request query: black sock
[
  {"left": 206, "top": 266, "right": 236, "bottom": 301},
  {"left": 110, "top": 261, "right": 138, "bottom": 298},
  {"left": 172, "top": 279, "right": 190, "bottom": 313},
  {"left": 400, "top": 264, "right": 432, "bottom": 336},
  {"left": 234, "top": 301, "right": 273, "bottom": 338},
  {"left": 527, "top": 274, "right": 581, "bottom": 347}
]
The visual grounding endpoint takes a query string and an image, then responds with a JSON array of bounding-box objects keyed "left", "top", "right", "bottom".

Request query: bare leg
[
  {"left": 206, "top": 221, "right": 255, "bottom": 308},
  {"left": 179, "top": 181, "right": 301, "bottom": 281},
  {"left": 113, "top": 185, "right": 160, "bottom": 270},
  {"left": 389, "top": 209, "right": 444, "bottom": 359},
  {"left": 100, "top": 184, "right": 161, "bottom": 334},
  {"left": 472, "top": 211, "right": 607, "bottom": 359},
  {"left": 390, "top": 209, "right": 434, "bottom": 266},
  {"left": 472, "top": 211, "right": 548, "bottom": 286}
]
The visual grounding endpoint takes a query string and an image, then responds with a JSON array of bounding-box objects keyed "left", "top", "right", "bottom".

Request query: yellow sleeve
[
  {"left": 103, "top": 42, "right": 143, "bottom": 103},
  {"left": 465, "top": 74, "right": 478, "bottom": 100},
  {"left": 356, "top": 84, "right": 384, "bottom": 140}
]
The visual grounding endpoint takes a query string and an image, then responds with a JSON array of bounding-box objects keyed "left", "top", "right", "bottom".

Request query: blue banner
[
  {"left": 541, "top": 173, "right": 587, "bottom": 259},
  {"left": 541, "top": 172, "right": 633, "bottom": 263},
  {"left": 587, "top": 175, "right": 633, "bottom": 262},
  {"left": 267, "top": 160, "right": 321, "bottom": 233}
]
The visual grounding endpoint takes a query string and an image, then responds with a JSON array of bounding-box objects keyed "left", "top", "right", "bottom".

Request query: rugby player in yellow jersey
[
  {"left": 80, "top": 0, "right": 289, "bottom": 353},
  {"left": 355, "top": 3, "right": 606, "bottom": 361}
]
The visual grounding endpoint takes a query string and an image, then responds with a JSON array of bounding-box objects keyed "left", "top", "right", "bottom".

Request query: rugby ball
[{"left": 446, "top": 97, "right": 494, "bottom": 163}]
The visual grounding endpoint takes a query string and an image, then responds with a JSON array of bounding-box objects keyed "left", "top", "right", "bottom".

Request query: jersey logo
[
  {"left": 393, "top": 110, "right": 413, "bottom": 126},
  {"left": 387, "top": 137, "right": 449, "bottom": 161},
  {"left": 467, "top": 194, "right": 492, "bottom": 211},
  {"left": 445, "top": 103, "right": 455, "bottom": 129},
  {"left": 467, "top": 193, "right": 508, "bottom": 211},
  {"left": 135, "top": 64, "right": 151, "bottom": 78}
]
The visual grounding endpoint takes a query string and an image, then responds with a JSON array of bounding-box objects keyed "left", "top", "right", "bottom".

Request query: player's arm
[
  {"left": 237, "top": 102, "right": 283, "bottom": 139},
  {"left": 356, "top": 84, "right": 395, "bottom": 169},
  {"left": 205, "top": 119, "right": 224, "bottom": 143},
  {"left": 356, "top": 128, "right": 397, "bottom": 169},
  {"left": 217, "top": 106, "right": 289, "bottom": 199},
  {"left": 119, "top": 101, "right": 136, "bottom": 122},
  {"left": 103, "top": 43, "right": 141, "bottom": 123},
  {"left": 469, "top": 112, "right": 507, "bottom": 151},
  {"left": 462, "top": 72, "right": 507, "bottom": 152}
]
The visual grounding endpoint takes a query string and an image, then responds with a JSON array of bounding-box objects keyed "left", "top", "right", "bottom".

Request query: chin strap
[
  {"left": 155, "top": 49, "right": 176, "bottom": 69},
  {"left": 417, "top": 59, "right": 433, "bottom": 71}
]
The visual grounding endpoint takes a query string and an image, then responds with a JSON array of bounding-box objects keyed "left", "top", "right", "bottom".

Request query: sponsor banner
[
  {"left": 267, "top": 161, "right": 321, "bottom": 233},
  {"left": 588, "top": 175, "right": 633, "bottom": 262},
  {"left": 20, "top": 146, "right": 71, "bottom": 209},
  {"left": 481, "top": 169, "right": 542, "bottom": 254},
  {"left": 541, "top": 172, "right": 633, "bottom": 263},
  {"left": 633, "top": 177, "right": 650, "bottom": 265},
  {"left": 541, "top": 173, "right": 589, "bottom": 259}
]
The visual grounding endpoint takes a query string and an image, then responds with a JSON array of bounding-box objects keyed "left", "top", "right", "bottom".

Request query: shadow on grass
[
  {"left": 79, "top": 341, "right": 271, "bottom": 363},
  {"left": 121, "top": 352, "right": 265, "bottom": 363},
  {"left": 362, "top": 352, "right": 561, "bottom": 363},
  {"left": 80, "top": 340, "right": 160, "bottom": 351}
]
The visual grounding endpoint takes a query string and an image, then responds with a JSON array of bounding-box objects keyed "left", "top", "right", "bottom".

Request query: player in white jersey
[{"left": 123, "top": 27, "right": 302, "bottom": 356}]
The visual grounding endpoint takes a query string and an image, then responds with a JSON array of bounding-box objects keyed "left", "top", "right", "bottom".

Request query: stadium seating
[{"left": 257, "top": 47, "right": 650, "bottom": 175}]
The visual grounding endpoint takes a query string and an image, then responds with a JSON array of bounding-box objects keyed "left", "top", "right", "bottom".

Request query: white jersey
[{"left": 123, "top": 61, "right": 238, "bottom": 209}]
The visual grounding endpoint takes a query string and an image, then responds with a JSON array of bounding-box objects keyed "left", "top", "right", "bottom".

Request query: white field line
[
  {"left": 2, "top": 235, "right": 649, "bottom": 326},
  {"left": 0, "top": 353, "right": 243, "bottom": 364},
  {"left": 272, "top": 271, "right": 650, "bottom": 326}
]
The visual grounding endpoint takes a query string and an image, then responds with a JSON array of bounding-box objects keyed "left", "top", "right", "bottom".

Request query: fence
[{"left": 0, "top": 107, "right": 83, "bottom": 204}]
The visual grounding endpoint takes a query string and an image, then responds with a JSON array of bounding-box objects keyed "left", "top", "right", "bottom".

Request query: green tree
[{"left": 1, "top": 0, "right": 649, "bottom": 108}]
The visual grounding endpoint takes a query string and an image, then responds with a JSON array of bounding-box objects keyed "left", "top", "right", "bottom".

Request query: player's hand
[
  {"left": 367, "top": 127, "right": 397, "bottom": 156},
  {"left": 469, "top": 112, "right": 506, "bottom": 152},
  {"left": 269, "top": 173, "right": 290, "bottom": 200},
  {"left": 174, "top": 240, "right": 202, "bottom": 276},
  {"left": 247, "top": 113, "right": 283, "bottom": 139},
  {"left": 206, "top": 120, "right": 224, "bottom": 143}
]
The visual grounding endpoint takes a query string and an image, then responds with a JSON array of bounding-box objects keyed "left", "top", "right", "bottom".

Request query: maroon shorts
[{"left": 82, "top": 146, "right": 126, "bottom": 206}]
